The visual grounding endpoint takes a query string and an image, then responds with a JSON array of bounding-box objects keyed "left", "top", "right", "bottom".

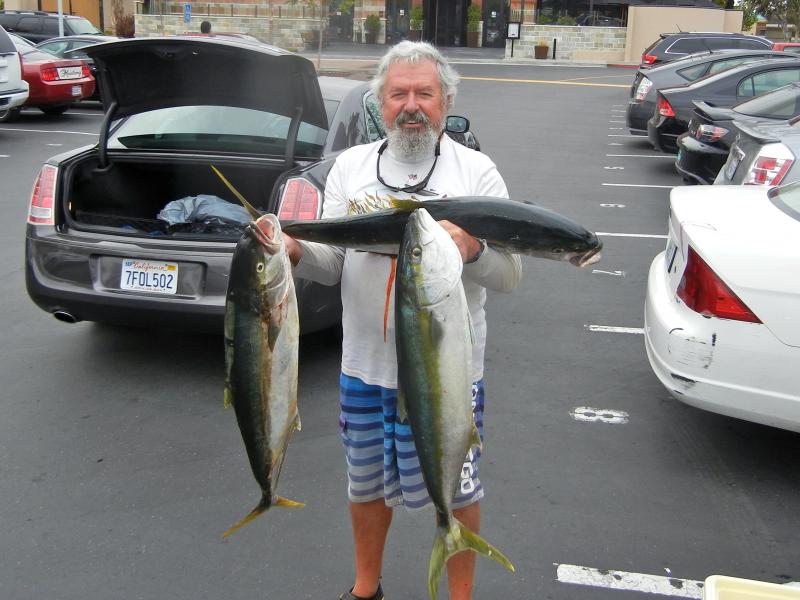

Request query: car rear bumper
[
  {"left": 26, "top": 231, "right": 340, "bottom": 334},
  {"left": 675, "top": 134, "right": 728, "bottom": 185},
  {"left": 644, "top": 251, "right": 800, "bottom": 432},
  {"left": 0, "top": 86, "right": 29, "bottom": 111},
  {"left": 28, "top": 78, "right": 95, "bottom": 106},
  {"left": 648, "top": 117, "right": 680, "bottom": 153},
  {"left": 626, "top": 100, "right": 651, "bottom": 135}
]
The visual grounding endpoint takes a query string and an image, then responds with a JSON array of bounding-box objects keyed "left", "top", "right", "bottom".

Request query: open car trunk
[{"left": 62, "top": 154, "right": 282, "bottom": 239}]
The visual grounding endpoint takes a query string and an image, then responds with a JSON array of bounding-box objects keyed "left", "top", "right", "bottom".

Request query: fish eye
[
  {"left": 256, "top": 263, "right": 265, "bottom": 273},
  {"left": 411, "top": 247, "right": 422, "bottom": 259},
  {"left": 553, "top": 248, "right": 564, "bottom": 254}
]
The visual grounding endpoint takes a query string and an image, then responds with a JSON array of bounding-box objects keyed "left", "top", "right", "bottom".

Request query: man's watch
[{"left": 466, "top": 238, "right": 487, "bottom": 264}]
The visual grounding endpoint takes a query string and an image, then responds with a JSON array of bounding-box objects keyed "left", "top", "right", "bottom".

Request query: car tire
[
  {"left": 0, "top": 107, "right": 22, "bottom": 123},
  {"left": 39, "top": 104, "right": 70, "bottom": 116}
]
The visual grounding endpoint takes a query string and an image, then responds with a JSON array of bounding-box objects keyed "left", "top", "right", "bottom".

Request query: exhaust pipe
[{"left": 53, "top": 310, "right": 80, "bottom": 324}]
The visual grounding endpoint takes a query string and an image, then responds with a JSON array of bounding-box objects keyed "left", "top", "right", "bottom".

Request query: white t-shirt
[{"left": 293, "top": 134, "right": 522, "bottom": 388}]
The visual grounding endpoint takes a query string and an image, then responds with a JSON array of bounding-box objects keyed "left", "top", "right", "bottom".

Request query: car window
[
  {"left": 42, "top": 19, "right": 59, "bottom": 35},
  {"left": 363, "top": 92, "right": 386, "bottom": 142},
  {"left": 0, "top": 25, "right": 15, "bottom": 53},
  {"left": 17, "top": 17, "right": 41, "bottom": 33},
  {"left": 707, "top": 57, "right": 758, "bottom": 76},
  {"left": 734, "top": 84, "right": 800, "bottom": 118},
  {"left": 705, "top": 38, "right": 737, "bottom": 50},
  {"left": 677, "top": 63, "right": 709, "bottom": 81},
  {"left": 667, "top": 38, "right": 706, "bottom": 55},
  {"left": 38, "top": 40, "right": 69, "bottom": 55},
  {"left": 738, "top": 69, "right": 800, "bottom": 98},
  {"left": 783, "top": 46, "right": 800, "bottom": 55},
  {"left": 108, "top": 106, "right": 329, "bottom": 157},
  {"left": 771, "top": 183, "right": 800, "bottom": 220},
  {"left": 737, "top": 38, "right": 771, "bottom": 50},
  {"left": 67, "top": 18, "right": 101, "bottom": 35}
]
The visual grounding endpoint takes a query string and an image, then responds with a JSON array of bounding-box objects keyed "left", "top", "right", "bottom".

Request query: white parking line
[
  {"left": 609, "top": 120, "right": 625, "bottom": 123},
  {"left": 0, "top": 154, "right": 8, "bottom": 158},
  {"left": 587, "top": 325, "right": 645, "bottom": 334},
  {"left": 602, "top": 183, "right": 673, "bottom": 189},
  {"left": 608, "top": 134, "right": 644, "bottom": 137},
  {"left": 570, "top": 407, "right": 630, "bottom": 424},
  {"left": 0, "top": 127, "right": 97, "bottom": 136},
  {"left": 597, "top": 232, "right": 668, "bottom": 239},
  {"left": 64, "top": 111, "right": 103, "bottom": 117},
  {"left": 556, "top": 564, "right": 703, "bottom": 598},
  {"left": 606, "top": 154, "right": 674, "bottom": 159}
]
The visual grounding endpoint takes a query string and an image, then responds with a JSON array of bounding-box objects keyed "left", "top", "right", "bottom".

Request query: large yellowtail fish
[
  {"left": 222, "top": 214, "right": 303, "bottom": 538},
  {"left": 394, "top": 208, "right": 515, "bottom": 598}
]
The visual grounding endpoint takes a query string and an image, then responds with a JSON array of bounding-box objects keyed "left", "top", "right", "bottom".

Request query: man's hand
[{"left": 438, "top": 220, "right": 481, "bottom": 263}]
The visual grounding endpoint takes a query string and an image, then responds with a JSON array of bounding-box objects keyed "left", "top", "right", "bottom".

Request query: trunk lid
[{"left": 85, "top": 37, "right": 327, "bottom": 128}]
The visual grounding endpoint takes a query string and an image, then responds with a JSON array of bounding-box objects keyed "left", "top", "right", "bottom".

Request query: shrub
[
  {"left": 112, "top": 0, "right": 135, "bottom": 37},
  {"left": 410, "top": 5, "right": 423, "bottom": 31},
  {"left": 466, "top": 4, "right": 481, "bottom": 33},
  {"left": 364, "top": 14, "right": 381, "bottom": 35}
]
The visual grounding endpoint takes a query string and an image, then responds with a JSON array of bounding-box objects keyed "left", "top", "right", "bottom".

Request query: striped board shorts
[{"left": 338, "top": 372, "right": 485, "bottom": 511}]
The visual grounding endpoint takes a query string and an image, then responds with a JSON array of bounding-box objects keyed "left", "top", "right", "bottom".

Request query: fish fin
[
  {"left": 397, "top": 388, "right": 408, "bottom": 423},
  {"left": 383, "top": 257, "right": 396, "bottom": 343},
  {"left": 223, "top": 385, "right": 233, "bottom": 409},
  {"left": 221, "top": 494, "right": 271, "bottom": 538},
  {"left": 294, "top": 414, "right": 302, "bottom": 432},
  {"left": 428, "top": 518, "right": 515, "bottom": 599},
  {"left": 210, "top": 165, "right": 261, "bottom": 220},
  {"left": 274, "top": 496, "right": 305, "bottom": 508},
  {"left": 388, "top": 196, "right": 423, "bottom": 211},
  {"left": 470, "top": 423, "right": 482, "bottom": 452}
]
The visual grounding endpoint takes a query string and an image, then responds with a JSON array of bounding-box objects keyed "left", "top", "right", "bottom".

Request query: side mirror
[{"left": 446, "top": 116, "right": 470, "bottom": 134}]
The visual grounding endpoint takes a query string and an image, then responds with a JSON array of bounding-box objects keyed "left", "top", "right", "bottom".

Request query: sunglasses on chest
[{"left": 375, "top": 138, "right": 441, "bottom": 194}]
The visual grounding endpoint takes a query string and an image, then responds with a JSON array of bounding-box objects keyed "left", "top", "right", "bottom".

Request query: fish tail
[
  {"left": 427, "top": 518, "right": 515, "bottom": 599},
  {"left": 221, "top": 492, "right": 304, "bottom": 538}
]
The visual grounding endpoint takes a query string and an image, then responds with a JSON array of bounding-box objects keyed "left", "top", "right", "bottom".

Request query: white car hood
[{"left": 671, "top": 186, "right": 800, "bottom": 347}]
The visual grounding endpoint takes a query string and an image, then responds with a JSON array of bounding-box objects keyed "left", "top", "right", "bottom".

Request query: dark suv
[
  {"left": 0, "top": 10, "right": 101, "bottom": 43},
  {"left": 641, "top": 32, "right": 773, "bottom": 68}
]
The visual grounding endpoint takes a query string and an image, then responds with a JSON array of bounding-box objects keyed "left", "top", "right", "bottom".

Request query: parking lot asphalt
[{"left": 2, "top": 62, "right": 800, "bottom": 600}]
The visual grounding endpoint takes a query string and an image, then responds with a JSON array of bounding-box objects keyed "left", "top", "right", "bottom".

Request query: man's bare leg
[
  {"left": 350, "top": 499, "right": 393, "bottom": 598},
  {"left": 447, "top": 502, "right": 480, "bottom": 600}
]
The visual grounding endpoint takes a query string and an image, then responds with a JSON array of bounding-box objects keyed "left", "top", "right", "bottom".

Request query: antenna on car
[{"left": 676, "top": 24, "right": 683, "bottom": 32}]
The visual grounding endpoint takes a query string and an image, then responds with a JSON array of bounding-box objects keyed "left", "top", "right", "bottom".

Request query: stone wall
[
  {"left": 506, "top": 24, "right": 627, "bottom": 62},
  {"left": 135, "top": 15, "right": 327, "bottom": 50}
]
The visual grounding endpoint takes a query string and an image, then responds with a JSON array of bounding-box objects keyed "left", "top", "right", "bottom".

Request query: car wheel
[
  {"left": 39, "top": 104, "right": 70, "bottom": 116},
  {"left": 0, "top": 107, "right": 21, "bottom": 123}
]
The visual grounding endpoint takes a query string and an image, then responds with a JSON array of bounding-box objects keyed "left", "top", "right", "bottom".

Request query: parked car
[
  {"left": 644, "top": 183, "right": 800, "bottom": 432},
  {"left": 0, "top": 25, "right": 29, "bottom": 120},
  {"left": 648, "top": 57, "right": 800, "bottom": 153},
  {"left": 35, "top": 34, "right": 118, "bottom": 101},
  {"left": 771, "top": 42, "right": 800, "bottom": 54},
  {"left": 715, "top": 117, "right": 800, "bottom": 185},
  {"left": 1, "top": 32, "right": 94, "bottom": 121},
  {"left": 640, "top": 32, "right": 773, "bottom": 68},
  {"left": 675, "top": 83, "right": 800, "bottom": 184},
  {"left": 24, "top": 37, "right": 481, "bottom": 335},
  {"left": 0, "top": 10, "right": 102, "bottom": 43},
  {"left": 627, "top": 49, "right": 795, "bottom": 135}
]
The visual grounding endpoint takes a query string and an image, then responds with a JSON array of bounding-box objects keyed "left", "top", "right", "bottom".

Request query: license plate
[
  {"left": 120, "top": 259, "right": 178, "bottom": 294},
  {"left": 725, "top": 146, "right": 745, "bottom": 180},
  {"left": 58, "top": 66, "right": 83, "bottom": 80}
]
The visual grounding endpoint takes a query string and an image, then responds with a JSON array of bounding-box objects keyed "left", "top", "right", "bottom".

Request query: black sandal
[{"left": 338, "top": 583, "right": 384, "bottom": 600}]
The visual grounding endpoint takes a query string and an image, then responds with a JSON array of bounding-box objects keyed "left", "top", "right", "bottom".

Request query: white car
[
  {"left": 644, "top": 184, "right": 800, "bottom": 432},
  {"left": 0, "top": 24, "right": 28, "bottom": 119}
]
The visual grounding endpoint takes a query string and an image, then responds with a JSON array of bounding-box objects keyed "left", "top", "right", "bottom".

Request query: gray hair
[{"left": 370, "top": 41, "right": 460, "bottom": 109}]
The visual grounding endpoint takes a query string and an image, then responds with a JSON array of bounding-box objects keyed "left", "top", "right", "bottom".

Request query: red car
[{"left": 1, "top": 33, "right": 94, "bottom": 121}]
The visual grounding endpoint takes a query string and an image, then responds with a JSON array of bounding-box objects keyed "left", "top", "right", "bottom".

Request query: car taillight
[
  {"left": 82, "top": 63, "right": 91, "bottom": 78},
  {"left": 40, "top": 66, "right": 58, "bottom": 81},
  {"left": 695, "top": 124, "right": 729, "bottom": 143},
  {"left": 642, "top": 54, "right": 657, "bottom": 65},
  {"left": 28, "top": 164, "right": 58, "bottom": 225},
  {"left": 744, "top": 145, "right": 794, "bottom": 185},
  {"left": 657, "top": 94, "right": 675, "bottom": 118},
  {"left": 634, "top": 77, "right": 653, "bottom": 102},
  {"left": 278, "top": 177, "right": 321, "bottom": 220},
  {"left": 677, "top": 246, "right": 761, "bottom": 323}
]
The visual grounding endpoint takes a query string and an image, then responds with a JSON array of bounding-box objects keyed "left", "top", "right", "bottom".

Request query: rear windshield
[
  {"left": 0, "top": 25, "right": 15, "bottom": 54},
  {"left": 108, "top": 105, "right": 330, "bottom": 157},
  {"left": 770, "top": 183, "right": 800, "bottom": 220},
  {"left": 734, "top": 84, "right": 800, "bottom": 119}
]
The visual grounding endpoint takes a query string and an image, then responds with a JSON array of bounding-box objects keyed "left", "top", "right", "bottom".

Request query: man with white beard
[{"left": 270, "top": 41, "right": 522, "bottom": 600}]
